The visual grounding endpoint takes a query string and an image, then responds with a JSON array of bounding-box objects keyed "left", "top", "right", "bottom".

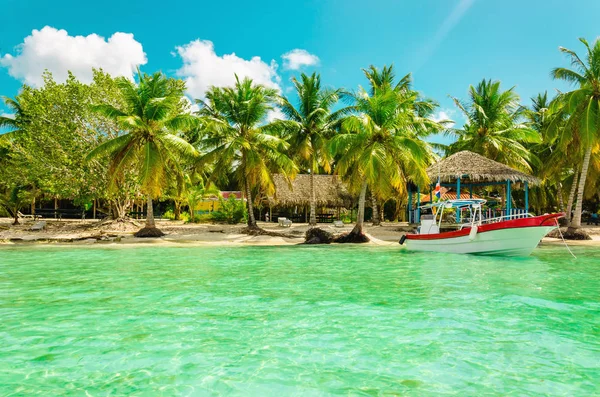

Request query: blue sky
[{"left": 1, "top": 0, "right": 599, "bottom": 140}]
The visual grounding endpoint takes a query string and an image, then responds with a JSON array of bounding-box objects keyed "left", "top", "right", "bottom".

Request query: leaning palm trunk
[
  {"left": 134, "top": 196, "right": 164, "bottom": 237},
  {"left": 371, "top": 194, "right": 380, "bottom": 226},
  {"left": 309, "top": 172, "right": 317, "bottom": 226},
  {"left": 245, "top": 180, "right": 257, "bottom": 228},
  {"left": 565, "top": 170, "right": 579, "bottom": 223},
  {"left": 569, "top": 146, "right": 592, "bottom": 231},
  {"left": 336, "top": 181, "right": 369, "bottom": 243}
]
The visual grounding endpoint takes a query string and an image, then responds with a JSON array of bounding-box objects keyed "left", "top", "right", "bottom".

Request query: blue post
[
  {"left": 417, "top": 185, "right": 421, "bottom": 223},
  {"left": 506, "top": 180, "right": 512, "bottom": 217},
  {"left": 408, "top": 184, "right": 413, "bottom": 223},
  {"left": 430, "top": 184, "right": 433, "bottom": 203},
  {"left": 524, "top": 181, "right": 529, "bottom": 214},
  {"left": 456, "top": 177, "right": 461, "bottom": 222}
]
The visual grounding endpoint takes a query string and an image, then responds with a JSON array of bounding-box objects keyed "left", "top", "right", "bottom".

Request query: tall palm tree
[
  {"left": 196, "top": 76, "right": 297, "bottom": 229},
  {"left": 448, "top": 79, "right": 540, "bottom": 171},
  {"left": 551, "top": 37, "right": 600, "bottom": 233},
  {"left": 87, "top": 70, "right": 198, "bottom": 237},
  {"left": 275, "top": 72, "right": 344, "bottom": 226},
  {"left": 331, "top": 65, "right": 440, "bottom": 242}
]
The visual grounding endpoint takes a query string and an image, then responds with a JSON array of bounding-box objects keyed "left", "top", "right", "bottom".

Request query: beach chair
[
  {"left": 30, "top": 221, "right": 46, "bottom": 231},
  {"left": 278, "top": 217, "right": 292, "bottom": 227},
  {"left": 17, "top": 211, "right": 37, "bottom": 220},
  {"left": 333, "top": 220, "right": 344, "bottom": 228}
]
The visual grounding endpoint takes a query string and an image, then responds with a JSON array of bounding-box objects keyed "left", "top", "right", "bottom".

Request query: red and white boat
[{"left": 400, "top": 200, "right": 563, "bottom": 256}]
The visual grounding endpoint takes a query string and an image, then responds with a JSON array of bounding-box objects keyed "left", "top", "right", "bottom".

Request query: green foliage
[
  {"left": 448, "top": 79, "right": 540, "bottom": 171},
  {"left": 88, "top": 69, "right": 198, "bottom": 199},
  {"left": 197, "top": 75, "right": 297, "bottom": 227},
  {"left": 209, "top": 196, "right": 247, "bottom": 224}
]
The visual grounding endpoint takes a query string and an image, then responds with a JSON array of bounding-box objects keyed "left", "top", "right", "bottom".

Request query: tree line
[{"left": 1, "top": 37, "right": 599, "bottom": 239}]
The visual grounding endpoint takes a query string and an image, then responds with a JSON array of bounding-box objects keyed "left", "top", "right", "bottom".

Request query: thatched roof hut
[
  {"left": 269, "top": 174, "right": 353, "bottom": 207},
  {"left": 427, "top": 151, "right": 540, "bottom": 185}
]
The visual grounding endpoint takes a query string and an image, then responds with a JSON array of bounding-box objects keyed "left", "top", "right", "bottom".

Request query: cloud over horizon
[{"left": 0, "top": 26, "right": 147, "bottom": 87}]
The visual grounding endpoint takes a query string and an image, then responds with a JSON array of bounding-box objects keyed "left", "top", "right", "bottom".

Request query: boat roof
[{"left": 420, "top": 199, "right": 486, "bottom": 209}]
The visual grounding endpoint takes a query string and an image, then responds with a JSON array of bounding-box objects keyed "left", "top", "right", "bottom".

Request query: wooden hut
[
  {"left": 267, "top": 174, "right": 353, "bottom": 222},
  {"left": 409, "top": 151, "right": 540, "bottom": 223}
]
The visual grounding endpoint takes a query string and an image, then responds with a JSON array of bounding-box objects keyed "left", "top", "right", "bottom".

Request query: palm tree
[
  {"left": 0, "top": 97, "right": 28, "bottom": 138},
  {"left": 525, "top": 92, "right": 566, "bottom": 214},
  {"left": 448, "top": 79, "right": 540, "bottom": 171},
  {"left": 275, "top": 72, "right": 344, "bottom": 226},
  {"left": 331, "top": 65, "right": 440, "bottom": 242},
  {"left": 196, "top": 76, "right": 297, "bottom": 229},
  {"left": 87, "top": 70, "right": 198, "bottom": 237},
  {"left": 551, "top": 37, "right": 600, "bottom": 234}
]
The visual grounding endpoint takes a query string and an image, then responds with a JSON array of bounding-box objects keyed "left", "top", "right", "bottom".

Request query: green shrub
[
  {"left": 211, "top": 196, "right": 247, "bottom": 224},
  {"left": 163, "top": 209, "right": 175, "bottom": 220}
]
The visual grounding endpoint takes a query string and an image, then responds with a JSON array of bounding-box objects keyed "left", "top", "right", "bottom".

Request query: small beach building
[
  {"left": 408, "top": 151, "right": 540, "bottom": 223},
  {"left": 267, "top": 174, "right": 353, "bottom": 223}
]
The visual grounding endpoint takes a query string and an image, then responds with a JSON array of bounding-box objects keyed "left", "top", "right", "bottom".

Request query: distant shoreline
[{"left": 2, "top": 218, "right": 599, "bottom": 248}]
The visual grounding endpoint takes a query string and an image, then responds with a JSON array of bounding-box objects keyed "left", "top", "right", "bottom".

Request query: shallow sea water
[{"left": 0, "top": 244, "right": 599, "bottom": 396}]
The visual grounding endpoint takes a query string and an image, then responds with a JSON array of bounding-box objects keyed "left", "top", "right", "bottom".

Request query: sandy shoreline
[{"left": 1, "top": 217, "right": 599, "bottom": 248}]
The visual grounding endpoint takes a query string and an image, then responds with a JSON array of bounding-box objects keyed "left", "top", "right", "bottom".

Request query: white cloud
[
  {"left": 266, "top": 108, "right": 286, "bottom": 123},
  {"left": 0, "top": 26, "right": 147, "bottom": 87},
  {"left": 432, "top": 109, "right": 456, "bottom": 127},
  {"left": 281, "top": 49, "right": 319, "bottom": 70},
  {"left": 1, "top": 113, "right": 15, "bottom": 119},
  {"left": 175, "top": 39, "right": 281, "bottom": 99}
]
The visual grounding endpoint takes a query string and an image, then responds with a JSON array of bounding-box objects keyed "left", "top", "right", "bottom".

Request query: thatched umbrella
[
  {"left": 269, "top": 174, "right": 353, "bottom": 208},
  {"left": 407, "top": 151, "right": 540, "bottom": 224},
  {"left": 427, "top": 151, "right": 540, "bottom": 184}
]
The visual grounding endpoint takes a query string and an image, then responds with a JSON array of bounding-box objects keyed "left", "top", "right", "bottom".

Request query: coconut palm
[
  {"left": 275, "top": 72, "right": 345, "bottom": 225},
  {"left": 87, "top": 70, "right": 198, "bottom": 237},
  {"left": 448, "top": 79, "right": 540, "bottom": 171},
  {"left": 551, "top": 37, "right": 600, "bottom": 233},
  {"left": 0, "top": 97, "right": 29, "bottom": 139},
  {"left": 331, "top": 66, "right": 441, "bottom": 241},
  {"left": 196, "top": 76, "right": 297, "bottom": 229}
]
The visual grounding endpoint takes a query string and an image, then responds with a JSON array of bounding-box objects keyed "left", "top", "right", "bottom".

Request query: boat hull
[
  {"left": 405, "top": 226, "right": 556, "bottom": 256},
  {"left": 404, "top": 213, "right": 562, "bottom": 256}
]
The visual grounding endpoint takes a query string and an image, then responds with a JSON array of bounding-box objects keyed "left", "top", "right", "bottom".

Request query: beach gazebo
[
  {"left": 408, "top": 151, "right": 540, "bottom": 223},
  {"left": 267, "top": 174, "right": 353, "bottom": 222}
]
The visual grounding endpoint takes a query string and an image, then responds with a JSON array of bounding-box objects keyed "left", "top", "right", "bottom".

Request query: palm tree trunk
[
  {"left": 352, "top": 180, "right": 368, "bottom": 234},
  {"left": 566, "top": 170, "right": 579, "bottom": 222},
  {"left": 569, "top": 146, "right": 592, "bottom": 230},
  {"left": 146, "top": 196, "right": 156, "bottom": 228},
  {"left": 245, "top": 180, "right": 257, "bottom": 228},
  {"left": 557, "top": 183, "right": 565, "bottom": 213},
  {"left": 174, "top": 200, "right": 181, "bottom": 221},
  {"left": 309, "top": 172, "right": 317, "bottom": 226},
  {"left": 12, "top": 207, "right": 19, "bottom": 226},
  {"left": 371, "top": 194, "right": 380, "bottom": 226}
]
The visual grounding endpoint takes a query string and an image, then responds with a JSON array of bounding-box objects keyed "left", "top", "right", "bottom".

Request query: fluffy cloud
[
  {"left": 432, "top": 110, "right": 456, "bottom": 127},
  {"left": 175, "top": 40, "right": 280, "bottom": 99},
  {"left": 0, "top": 26, "right": 147, "bottom": 87},
  {"left": 281, "top": 49, "right": 319, "bottom": 70}
]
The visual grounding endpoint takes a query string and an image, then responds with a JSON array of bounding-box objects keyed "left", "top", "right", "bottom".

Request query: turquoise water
[{"left": 0, "top": 245, "right": 599, "bottom": 396}]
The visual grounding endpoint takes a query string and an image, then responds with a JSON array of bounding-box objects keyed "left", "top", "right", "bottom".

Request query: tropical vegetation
[{"left": 1, "top": 36, "right": 600, "bottom": 240}]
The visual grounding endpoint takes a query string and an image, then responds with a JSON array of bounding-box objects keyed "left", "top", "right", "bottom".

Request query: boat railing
[
  {"left": 459, "top": 211, "right": 532, "bottom": 229},
  {"left": 480, "top": 211, "right": 533, "bottom": 225}
]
